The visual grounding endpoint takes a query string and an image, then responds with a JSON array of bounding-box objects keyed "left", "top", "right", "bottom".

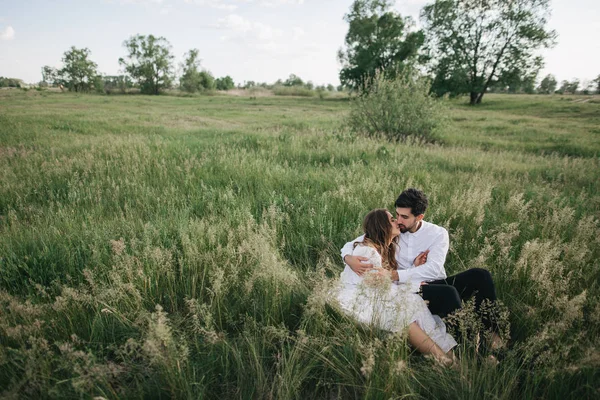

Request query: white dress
[{"left": 336, "top": 244, "right": 457, "bottom": 353}]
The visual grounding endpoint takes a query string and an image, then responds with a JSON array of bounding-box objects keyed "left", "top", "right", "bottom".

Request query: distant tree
[
  {"left": 493, "top": 64, "right": 541, "bottom": 94},
  {"left": 119, "top": 34, "right": 174, "bottom": 95},
  {"left": 179, "top": 49, "right": 214, "bottom": 93},
  {"left": 556, "top": 79, "right": 579, "bottom": 94},
  {"left": 198, "top": 70, "right": 215, "bottom": 91},
  {"left": 59, "top": 46, "right": 98, "bottom": 92},
  {"left": 338, "top": 0, "right": 424, "bottom": 91},
  {"left": 567, "top": 79, "right": 580, "bottom": 94},
  {"left": 103, "top": 75, "right": 134, "bottom": 93},
  {"left": 283, "top": 74, "right": 304, "bottom": 86},
  {"left": 244, "top": 81, "right": 257, "bottom": 89},
  {"left": 537, "top": 74, "right": 557, "bottom": 94},
  {"left": 93, "top": 75, "right": 105, "bottom": 94},
  {"left": 422, "top": 0, "right": 557, "bottom": 104},
  {"left": 556, "top": 80, "right": 569, "bottom": 94},
  {"left": 593, "top": 75, "right": 600, "bottom": 94},
  {"left": 215, "top": 76, "right": 235, "bottom": 90},
  {"left": 41, "top": 66, "right": 59, "bottom": 86},
  {"left": 337, "top": 84, "right": 345, "bottom": 92},
  {"left": 305, "top": 81, "right": 314, "bottom": 90},
  {"left": 327, "top": 84, "right": 335, "bottom": 91},
  {"left": 0, "top": 77, "right": 24, "bottom": 88}
]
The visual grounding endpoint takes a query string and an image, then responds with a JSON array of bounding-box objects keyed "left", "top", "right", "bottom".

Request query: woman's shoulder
[{"left": 352, "top": 243, "right": 380, "bottom": 257}]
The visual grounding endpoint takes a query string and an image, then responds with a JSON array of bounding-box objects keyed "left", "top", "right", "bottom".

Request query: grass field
[{"left": 1, "top": 89, "right": 599, "bottom": 399}]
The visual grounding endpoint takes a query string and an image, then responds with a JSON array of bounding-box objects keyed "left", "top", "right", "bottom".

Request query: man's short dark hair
[{"left": 395, "top": 188, "right": 428, "bottom": 216}]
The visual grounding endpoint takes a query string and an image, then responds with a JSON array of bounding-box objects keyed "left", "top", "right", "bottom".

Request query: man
[{"left": 341, "top": 188, "right": 499, "bottom": 335}]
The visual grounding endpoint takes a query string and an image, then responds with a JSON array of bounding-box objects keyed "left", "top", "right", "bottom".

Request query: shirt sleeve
[
  {"left": 396, "top": 229, "right": 449, "bottom": 284},
  {"left": 340, "top": 234, "right": 366, "bottom": 261},
  {"left": 351, "top": 245, "right": 382, "bottom": 268}
]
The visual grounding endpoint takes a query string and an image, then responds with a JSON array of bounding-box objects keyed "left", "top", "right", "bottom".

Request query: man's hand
[
  {"left": 413, "top": 250, "right": 430, "bottom": 266},
  {"left": 344, "top": 255, "right": 373, "bottom": 276}
]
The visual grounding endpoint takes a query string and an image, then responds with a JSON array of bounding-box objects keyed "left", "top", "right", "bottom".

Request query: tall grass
[{"left": 0, "top": 90, "right": 599, "bottom": 398}]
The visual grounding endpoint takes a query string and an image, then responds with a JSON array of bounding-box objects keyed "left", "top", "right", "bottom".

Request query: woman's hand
[{"left": 413, "top": 250, "right": 430, "bottom": 266}]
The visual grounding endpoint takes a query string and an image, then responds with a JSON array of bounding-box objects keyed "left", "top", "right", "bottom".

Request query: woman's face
[{"left": 387, "top": 211, "right": 401, "bottom": 238}]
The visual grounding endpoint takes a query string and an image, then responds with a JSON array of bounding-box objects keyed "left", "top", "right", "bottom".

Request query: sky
[{"left": 0, "top": 0, "right": 598, "bottom": 87}]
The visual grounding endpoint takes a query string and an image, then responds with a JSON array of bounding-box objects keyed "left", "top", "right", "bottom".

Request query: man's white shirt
[{"left": 340, "top": 220, "right": 449, "bottom": 291}]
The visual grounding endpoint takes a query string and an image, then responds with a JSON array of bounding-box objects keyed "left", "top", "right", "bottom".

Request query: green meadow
[{"left": 1, "top": 89, "right": 599, "bottom": 399}]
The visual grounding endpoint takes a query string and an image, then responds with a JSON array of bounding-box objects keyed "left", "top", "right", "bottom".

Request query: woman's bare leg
[{"left": 407, "top": 322, "right": 453, "bottom": 365}]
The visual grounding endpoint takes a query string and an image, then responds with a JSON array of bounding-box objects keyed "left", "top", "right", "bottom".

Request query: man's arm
[
  {"left": 396, "top": 229, "right": 449, "bottom": 283},
  {"left": 341, "top": 234, "right": 372, "bottom": 275}
]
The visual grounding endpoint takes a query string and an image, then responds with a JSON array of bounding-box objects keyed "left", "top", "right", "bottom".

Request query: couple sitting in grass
[{"left": 336, "top": 188, "right": 503, "bottom": 365}]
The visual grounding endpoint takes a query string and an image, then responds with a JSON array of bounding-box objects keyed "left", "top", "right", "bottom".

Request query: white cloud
[
  {"left": 115, "top": 0, "right": 165, "bottom": 4},
  {"left": 292, "top": 27, "right": 304, "bottom": 40},
  {"left": 185, "top": 0, "right": 238, "bottom": 10},
  {"left": 215, "top": 14, "right": 282, "bottom": 42},
  {"left": 255, "top": 0, "right": 304, "bottom": 6},
  {"left": 0, "top": 25, "right": 15, "bottom": 41},
  {"left": 121, "top": 0, "right": 165, "bottom": 4}
]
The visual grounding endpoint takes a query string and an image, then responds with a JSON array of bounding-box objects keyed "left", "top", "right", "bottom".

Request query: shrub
[
  {"left": 272, "top": 85, "right": 316, "bottom": 97},
  {"left": 347, "top": 70, "right": 445, "bottom": 143}
]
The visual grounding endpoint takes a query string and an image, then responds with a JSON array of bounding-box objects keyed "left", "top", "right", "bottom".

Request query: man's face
[{"left": 395, "top": 207, "right": 423, "bottom": 233}]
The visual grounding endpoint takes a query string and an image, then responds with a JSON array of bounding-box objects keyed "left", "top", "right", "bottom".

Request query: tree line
[
  {"left": 40, "top": 35, "right": 237, "bottom": 95},
  {"left": 30, "top": 0, "right": 600, "bottom": 102},
  {"left": 39, "top": 35, "right": 340, "bottom": 96},
  {"left": 338, "top": 0, "right": 598, "bottom": 104}
]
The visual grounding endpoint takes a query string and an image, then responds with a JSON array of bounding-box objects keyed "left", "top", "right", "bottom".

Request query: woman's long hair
[{"left": 356, "top": 209, "right": 398, "bottom": 271}]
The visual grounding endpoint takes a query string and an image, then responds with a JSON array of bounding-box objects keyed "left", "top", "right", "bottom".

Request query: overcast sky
[{"left": 0, "top": 0, "right": 598, "bottom": 86}]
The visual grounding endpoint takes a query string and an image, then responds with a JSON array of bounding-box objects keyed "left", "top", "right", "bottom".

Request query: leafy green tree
[
  {"left": 493, "top": 64, "right": 541, "bottom": 94},
  {"left": 567, "top": 79, "right": 580, "bottom": 94},
  {"left": 197, "top": 70, "right": 215, "bottom": 91},
  {"left": 556, "top": 80, "right": 568, "bottom": 94},
  {"left": 283, "top": 74, "right": 304, "bottom": 87},
  {"left": 41, "top": 66, "right": 59, "bottom": 86},
  {"left": 59, "top": 47, "right": 98, "bottom": 92},
  {"left": 179, "top": 49, "right": 214, "bottom": 93},
  {"left": 0, "top": 77, "right": 24, "bottom": 88},
  {"left": 593, "top": 75, "right": 600, "bottom": 94},
  {"left": 327, "top": 84, "right": 335, "bottom": 92},
  {"left": 338, "top": 0, "right": 424, "bottom": 91},
  {"left": 422, "top": 0, "right": 556, "bottom": 104},
  {"left": 119, "top": 34, "right": 174, "bottom": 95},
  {"left": 103, "top": 75, "right": 134, "bottom": 93},
  {"left": 537, "top": 74, "right": 557, "bottom": 94},
  {"left": 215, "top": 76, "right": 235, "bottom": 91}
]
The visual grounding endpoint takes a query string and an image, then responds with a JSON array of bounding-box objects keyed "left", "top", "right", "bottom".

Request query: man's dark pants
[{"left": 420, "top": 268, "right": 497, "bottom": 330}]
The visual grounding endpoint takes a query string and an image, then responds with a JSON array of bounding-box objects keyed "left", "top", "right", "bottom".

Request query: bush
[
  {"left": 347, "top": 71, "right": 445, "bottom": 143},
  {"left": 272, "top": 85, "right": 316, "bottom": 97}
]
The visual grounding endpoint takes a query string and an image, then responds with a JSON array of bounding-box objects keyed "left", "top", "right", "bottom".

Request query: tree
[
  {"left": 41, "top": 66, "right": 59, "bottom": 86},
  {"left": 592, "top": 75, "right": 600, "bottom": 94},
  {"left": 59, "top": 46, "right": 98, "bottom": 92},
  {"left": 283, "top": 74, "right": 304, "bottom": 87},
  {"left": 103, "top": 75, "right": 134, "bottom": 93},
  {"left": 422, "top": 0, "right": 557, "bottom": 104},
  {"left": 119, "top": 34, "right": 174, "bottom": 95},
  {"left": 0, "top": 77, "right": 24, "bottom": 88},
  {"left": 215, "top": 76, "right": 235, "bottom": 91},
  {"left": 338, "top": 0, "right": 424, "bottom": 91},
  {"left": 567, "top": 79, "right": 580, "bottom": 94},
  {"left": 556, "top": 79, "right": 579, "bottom": 94},
  {"left": 179, "top": 49, "right": 214, "bottom": 93},
  {"left": 537, "top": 74, "right": 557, "bottom": 94}
]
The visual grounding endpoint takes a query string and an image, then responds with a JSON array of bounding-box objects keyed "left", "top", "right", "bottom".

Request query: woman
[{"left": 336, "top": 209, "right": 456, "bottom": 363}]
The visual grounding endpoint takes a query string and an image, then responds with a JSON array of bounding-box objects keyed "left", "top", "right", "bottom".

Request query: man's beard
[{"left": 399, "top": 222, "right": 416, "bottom": 233}]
